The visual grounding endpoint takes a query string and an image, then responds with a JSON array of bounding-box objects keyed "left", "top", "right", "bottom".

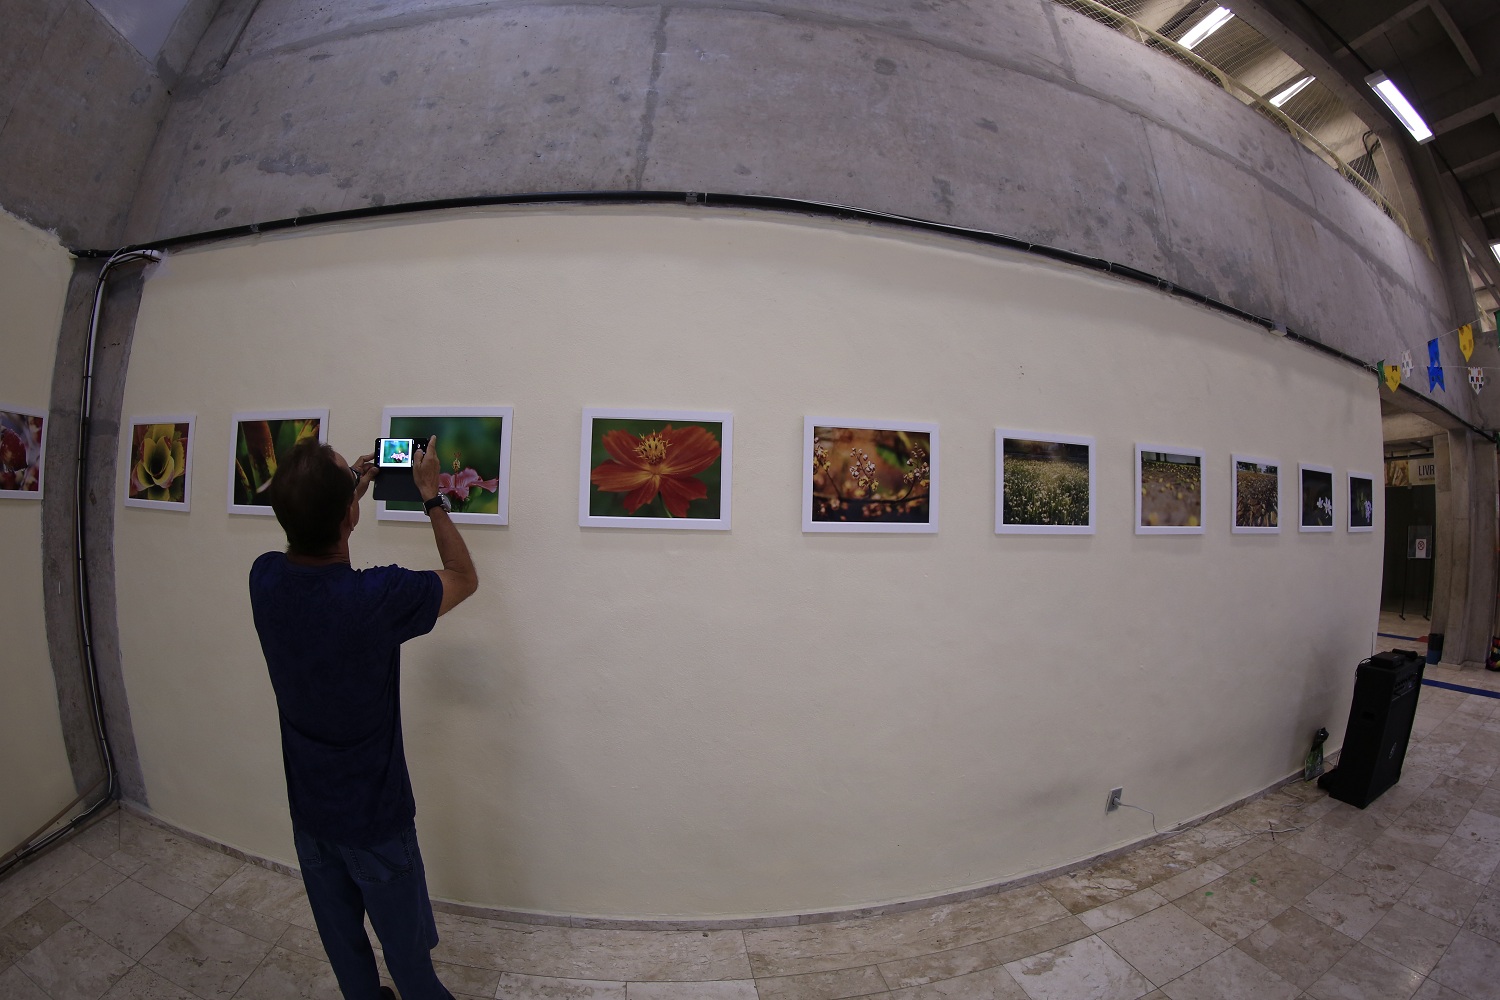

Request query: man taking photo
[{"left": 250, "top": 436, "right": 478, "bottom": 1000}]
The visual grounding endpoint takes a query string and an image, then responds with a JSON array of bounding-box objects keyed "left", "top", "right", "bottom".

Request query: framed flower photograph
[
  {"left": 1348, "top": 472, "right": 1374, "bottom": 533},
  {"left": 1231, "top": 455, "right": 1279, "bottom": 534},
  {"left": 1136, "top": 444, "right": 1204, "bottom": 534},
  {"left": 0, "top": 406, "right": 46, "bottom": 499},
  {"left": 580, "top": 408, "right": 732, "bottom": 529},
  {"left": 377, "top": 407, "right": 513, "bottom": 524},
  {"left": 124, "top": 416, "right": 194, "bottom": 510},
  {"left": 228, "top": 410, "right": 328, "bottom": 515},
  {"left": 996, "top": 431, "right": 1093, "bottom": 534},
  {"left": 805, "top": 418, "right": 937, "bottom": 533},
  {"left": 1300, "top": 463, "right": 1335, "bottom": 532}
]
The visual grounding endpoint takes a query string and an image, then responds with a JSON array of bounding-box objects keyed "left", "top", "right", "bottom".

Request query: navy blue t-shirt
[{"left": 249, "top": 552, "right": 442, "bottom": 847}]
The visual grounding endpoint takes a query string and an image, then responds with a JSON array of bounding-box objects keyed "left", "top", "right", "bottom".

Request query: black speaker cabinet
[{"left": 1318, "top": 649, "right": 1425, "bottom": 808}]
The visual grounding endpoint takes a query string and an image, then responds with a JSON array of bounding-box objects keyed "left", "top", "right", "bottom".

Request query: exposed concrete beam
[
  {"left": 1452, "top": 149, "right": 1500, "bottom": 180},
  {"left": 1346, "top": 1, "right": 1427, "bottom": 52},
  {"left": 1384, "top": 410, "right": 1445, "bottom": 442},
  {"left": 1434, "top": 94, "right": 1500, "bottom": 136},
  {"left": 1428, "top": 1, "right": 1481, "bottom": 79}
]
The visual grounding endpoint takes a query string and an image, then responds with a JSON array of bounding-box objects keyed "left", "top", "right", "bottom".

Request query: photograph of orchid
[
  {"left": 228, "top": 410, "right": 327, "bottom": 515},
  {"left": 1300, "top": 464, "right": 1335, "bottom": 532},
  {"left": 124, "top": 417, "right": 194, "bottom": 510},
  {"left": 579, "top": 408, "right": 732, "bottom": 529},
  {"left": 378, "top": 407, "right": 513, "bottom": 524},
  {"left": 0, "top": 406, "right": 46, "bottom": 499},
  {"left": 804, "top": 418, "right": 938, "bottom": 533}
]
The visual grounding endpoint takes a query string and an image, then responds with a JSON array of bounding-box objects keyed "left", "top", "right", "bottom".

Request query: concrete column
[
  {"left": 41, "top": 258, "right": 149, "bottom": 803},
  {"left": 1428, "top": 429, "right": 1499, "bottom": 670}
]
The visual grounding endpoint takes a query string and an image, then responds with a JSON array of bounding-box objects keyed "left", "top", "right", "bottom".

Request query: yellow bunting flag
[
  {"left": 1381, "top": 360, "right": 1401, "bottom": 392},
  {"left": 1459, "top": 323, "right": 1474, "bottom": 361}
]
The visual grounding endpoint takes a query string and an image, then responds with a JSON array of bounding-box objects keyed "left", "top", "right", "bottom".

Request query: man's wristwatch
[{"left": 423, "top": 494, "right": 452, "bottom": 516}]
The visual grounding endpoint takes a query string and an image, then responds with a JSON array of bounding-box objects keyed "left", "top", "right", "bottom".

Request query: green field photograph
[{"left": 997, "top": 432, "right": 1093, "bottom": 534}]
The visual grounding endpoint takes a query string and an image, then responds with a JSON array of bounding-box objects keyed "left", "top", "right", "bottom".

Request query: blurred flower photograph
[
  {"left": 581, "top": 409, "right": 731, "bottom": 529},
  {"left": 1348, "top": 473, "right": 1374, "bottom": 532},
  {"left": 1136, "top": 445, "right": 1204, "bottom": 534},
  {"left": 229, "top": 410, "right": 326, "bottom": 514},
  {"left": 1300, "top": 464, "right": 1335, "bottom": 531},
  {"left": 1232, "top": 456, "right": 1279, "bottom": 533},
  {"left": 0, "top": 407, "right": 46, "bottom": 498},
  {"left": 805, "top": 419, "right": 937, "bottom": 533},
  {"left": 125, "top": 417, "right": 194, "bottom": 510},
  {"left": 997, "top": 432, "right": 1093, "bottom": 534},
  {"left": 378, "top": 407, "right": 513, "bottom": 524}
]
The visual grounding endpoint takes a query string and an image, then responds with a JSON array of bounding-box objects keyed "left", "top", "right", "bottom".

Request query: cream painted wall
[
  {"left": 116, "top": 207, "right": 1383, "bottom": 918},
  {"left": 0, "top": 210, "right": 76, "bottom": 852}
]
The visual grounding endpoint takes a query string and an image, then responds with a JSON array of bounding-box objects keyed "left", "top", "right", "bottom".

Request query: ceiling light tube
[
  {"left": 1269, "top": 75, "right": 1314, "bottom": 108},
  {"left": 1365, "top": 71, "right": 1434, "bottom": 142},
  {"left": 1180, "top": 6, "right": 1234, "bottom": 50},
  {"left": 1491, "top": 240, "right": 1500, "bottom": 266}
]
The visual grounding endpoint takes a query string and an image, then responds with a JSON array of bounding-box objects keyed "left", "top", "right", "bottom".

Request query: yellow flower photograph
[{"left": 125, "top": 417, "right": 194, "bottom": 510}]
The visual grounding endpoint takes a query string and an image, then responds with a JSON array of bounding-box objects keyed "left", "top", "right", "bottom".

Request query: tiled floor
[{"left": 3, "top": 659, "right": 1499, "bottom": 1000}]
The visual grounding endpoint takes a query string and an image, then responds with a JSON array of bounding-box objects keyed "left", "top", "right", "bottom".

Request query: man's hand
[
  {"left": 351, "top": 452, "right": 377, "bottom": 501},
  {"left": 413, "top": 435, "right": 441, "bottom": 501}
]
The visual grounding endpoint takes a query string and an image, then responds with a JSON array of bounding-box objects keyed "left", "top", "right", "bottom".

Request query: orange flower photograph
[{"left": 580, "top": 409, "right": 732, "bottom": 529}]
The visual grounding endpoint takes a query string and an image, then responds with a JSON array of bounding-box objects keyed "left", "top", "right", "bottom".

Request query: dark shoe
[{"left": 379, "top": 988, "right": 396, "bottom": 1000}]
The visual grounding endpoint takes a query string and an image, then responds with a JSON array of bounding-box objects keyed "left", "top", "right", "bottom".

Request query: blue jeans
[{"left": 294, "top": 825, "right": 455, "bottom": 1000}]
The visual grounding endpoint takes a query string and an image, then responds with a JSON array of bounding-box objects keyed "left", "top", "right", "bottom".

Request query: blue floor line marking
[
  {"left": 1423, "top": 679, "right": 1500, "bottom": 699},
  {"left": 1378, "top": 632, "right": 1426, "bottom": 641}
]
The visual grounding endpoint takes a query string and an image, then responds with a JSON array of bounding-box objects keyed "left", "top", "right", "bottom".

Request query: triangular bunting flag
[
  {"left": 1401, "top": 350, "right": 1414, "bottom": 381},
  {"left": 1470, "top": 367, "right": 1486, "bottom": 395},
  {"left": 1459, "top": 323, "right": 1474, "bottom": 361},
  {"left": 1381, "top": 361, "right": 1401, "bottom": 392},
  {"left": 1429, "top": 339, "right": 1446, "bottom": 391}
]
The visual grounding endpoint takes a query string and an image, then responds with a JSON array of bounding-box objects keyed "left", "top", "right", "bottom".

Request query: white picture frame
[
  {"left": 580, "top": 408, "right": 732, "bottom": 530},
  {"left": 0, "top": 405, "right": 47, "bottom": 500},
  {"left": 1230, "top": 454, "right": 1280, "bottom": 534},
  {"left": 376, "top": 406, "right": 514, "bottom": 524},
  {"left": 995, "top": 430, "right": 1095, "bottom": 535},
  {"left": 804, "top": 417, "right": 938, "bottom": 533},
  {"left": 123, "top": 415, "right": 196, "bottom": 511},
  {"left": 228, "top": 409, "right": 328, "bottom": 515},
  {"left": 1300, "top": 463, "right": 1336, "bottom": 532},
  {"left": 1348, "top": 471, "right": 1375, "bottom": 533},
  {"left": 1136, "top": 444, "right": 1205, "bottom": 535}
]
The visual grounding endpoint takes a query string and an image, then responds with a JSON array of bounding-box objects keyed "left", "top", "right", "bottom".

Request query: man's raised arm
[{"left": 412, "top": 436, "right": 479, "bottom": 616}]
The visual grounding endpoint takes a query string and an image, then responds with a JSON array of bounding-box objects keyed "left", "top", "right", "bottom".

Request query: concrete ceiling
[{"left": 86, "top": 0, "right": 196, "bottom": 62}]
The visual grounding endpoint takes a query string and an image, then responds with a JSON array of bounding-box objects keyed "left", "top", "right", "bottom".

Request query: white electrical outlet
[{"left": 1107, "top": 787, "right": 1123, "bottom": 812}]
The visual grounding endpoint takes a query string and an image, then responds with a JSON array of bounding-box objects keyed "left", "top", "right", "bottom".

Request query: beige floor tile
[
  {"left": 1149, "top": 865, "right": 1227, "bottom": 903},
  {"left": 435, "top": 960, "right": 502, "bottom": 997},
  {"left": 1340, "top": 844, "right": 1428, "bottom": 900},
  {"left": 193, "top": 894, "right": 289, "bottom": 943},
  {"left": 1402, "top": 866, "right": 1484, "bottom": 925},
  {"left": 1003, "top": 935, "right": 1153, "bottom": 1000},
  {"left": 140, "top": 910, "right": 275, "bottom": 1000},
  {"left": 754, "top": 964, "right": 888, "bottom": 1000},
  {"left": 1096, "top": 904, "right": 1228, "bottom": 988},
  {"left": 1474, "top": 786, "right": 1500, "bottom": 818},
  {"left": 1280, "top": 824, "right": 1368, "bottom": 871},
  {"left": 117, "top": 822, "right": 242, "bottom": 895},
  {"left": 1078, "top": 890, "right": 1169, "bottom": 933},
  {"left": 874, "top": 916, "right": 1090, "bottom": 989},
  {"left": 1305, "top": 942, "right": 1425, "bottom": 1000},
  {"left": 502, "top": 926, "right": 752, "bottom": 982},
  {"left": 0, "top": 964, "right": 50, "bottom": 1000},
  {"left": 1464, "top": 887, "right": 1500, "bottom": 941},
  {"left": 69, "top": 815, "right": 122, "bottom": 864},
  {"left": 1207, "top": 835, "right": 1277, "bottom": 872},
  {"left": 1298, "top": 873, "right": 1396, "bottom": 940},
  {"left": 15, "top": 921, "right": 134, "bottom": 1000},
  {"left": 1234, "top": 846, "right": 1334, "bottom": 904},
  {"left": 1156, "top": 946, "right": 1297, "bottom": 1000},
  {"left": 1411, "top": 977, "right": 1467, "bottom": 1000},
  {"left": 1431, "top": 929, "right": 1500, "bottom": 999},
  {"left": 1429, "top": 810, "right": 1500, "bottom": 883},
  {"left": 210, "top": 864, "right": 316, "bottom": 928},
  {"left": 127, "top": 865, "right": 210, "bottom": 910},
  {"left": 47, "top": 864, "right": 127, "bottom": 919},
  {"left": 1376, "top": 819, "right": 1453, "bottom": 865},
  {"left": 625, "top": 982, "right": 759, "bottom": 1000},
  {"left": 75, "top": 879, "right": 191, "bottom": 961},
  {"left": 496, "top": 972, "right": 628, "bottom": 1000},
  {"left": 885, "top": 964, "right": 1028, "bottom": 1000},
  {"left": 234, "top": 944, "right": 342, "bottom": 1000},
  {"left": 1042, "top": 871, "right": 1141, "bottom": 915},
  {"left": 1360, "top": 903, "right": 1459, "bottom": 977},
  {"left": 0, "top": 900, "right": 72, "bottom": 970},
  {"left": 98, "top": 964, "right": 199, "bottom": 1000},
  {"left": 1172, "top": 878, "right": 1287, "bottom": 944},
  {"left": 1233, "top": 906, "right": 1356, "bottom": 989},
  {"left": 0, "top": 846, "right": 99, "bottom": 927}
]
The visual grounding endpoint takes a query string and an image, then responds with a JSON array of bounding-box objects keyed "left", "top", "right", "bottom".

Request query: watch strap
[{"left": 423, "top": 495, "right": 448, "bottom": 514}]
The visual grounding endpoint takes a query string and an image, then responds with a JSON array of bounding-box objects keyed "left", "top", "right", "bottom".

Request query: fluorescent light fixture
[
  {"left": 1491, "top": 240, "right": 1500, "bottom": 266},
  {"left": 1180, "top": 6, "right": 1234, "bottom": 50},
  {"left": 1366, "top": 71, "right": 1434, "bottom": 142},
  {"left": 1269, "top": 75, "right": 1315, "bottom": 108}
]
